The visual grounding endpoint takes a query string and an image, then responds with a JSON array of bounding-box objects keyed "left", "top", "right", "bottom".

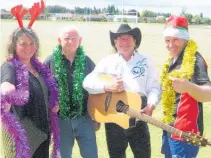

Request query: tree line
[
  {"left": 1, "top": 5, "right": 211, "bottom": 24},
  {"left": 43, "top": 5, "right": 121, "bottom": 15}
]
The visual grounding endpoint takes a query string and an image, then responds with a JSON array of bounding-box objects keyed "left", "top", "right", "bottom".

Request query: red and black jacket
[{"left": 168, "top": 51, "right": 211, "bottom": 141}]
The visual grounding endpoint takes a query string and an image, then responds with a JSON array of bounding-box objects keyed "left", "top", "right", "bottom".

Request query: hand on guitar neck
[{"left": 140, "top": 104, "right": 155, "bottom": 116}]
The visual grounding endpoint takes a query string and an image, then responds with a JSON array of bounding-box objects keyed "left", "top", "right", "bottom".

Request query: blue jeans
[
  {"left": 161, "top": 132, "right": 199, "bottom": 158},
  {"left": 59, "top": 114, "right": 98, "bottom": 158}
]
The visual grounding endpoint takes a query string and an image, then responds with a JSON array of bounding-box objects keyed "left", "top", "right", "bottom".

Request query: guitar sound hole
[{"left": 116, "top": 101, "right": 128, "bottom": 113}]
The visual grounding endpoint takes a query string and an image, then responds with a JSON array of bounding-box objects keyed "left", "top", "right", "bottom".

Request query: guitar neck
[{"left": 126, "top": 108, "right": 183, "bottom": 137}]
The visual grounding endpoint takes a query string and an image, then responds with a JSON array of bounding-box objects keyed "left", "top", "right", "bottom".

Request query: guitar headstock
[{"left": 182, "top": 132, "right": 211, "bottom": 147}]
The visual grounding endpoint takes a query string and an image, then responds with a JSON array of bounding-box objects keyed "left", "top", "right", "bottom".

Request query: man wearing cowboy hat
[
  {"left": 161, "top": 15, "right": 211, "bottom": 158},
  {"left": 83, "top": 23, "right": 161, "bottom": 158}
]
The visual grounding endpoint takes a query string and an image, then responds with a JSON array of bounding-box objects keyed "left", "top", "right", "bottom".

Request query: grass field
[{"left": 1, "top": 20, "right": 211, "bottom": 158}]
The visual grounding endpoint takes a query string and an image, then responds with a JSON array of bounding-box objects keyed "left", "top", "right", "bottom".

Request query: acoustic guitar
[
  {"left": 88, "top": 74, "right": 211, "bottom": 147},
  {"left": 88, "top": 74, "right": 142, "bottom": 129}
]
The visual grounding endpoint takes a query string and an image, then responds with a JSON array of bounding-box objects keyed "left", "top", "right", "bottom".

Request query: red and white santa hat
[{"left": 163, "top": 15, "right": 190, "bottom": 40}]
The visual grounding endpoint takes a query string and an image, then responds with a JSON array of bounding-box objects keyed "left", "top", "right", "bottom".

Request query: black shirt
[{"left": 44, "top": 53, "right": 95, "bottom": 118}]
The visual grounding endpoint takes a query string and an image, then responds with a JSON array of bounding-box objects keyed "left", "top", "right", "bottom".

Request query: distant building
[
  {"left": 104, "top": 13, "right": 114, "bottom": 21},
  {"left": 49, "top": 13, "right": 73, "bottom": 21},
  {"left": 113, "top": 15, "right": 139, "bottom": 23},
  {"left": 24, "top": 13, "right": 46, "bottom": 20},
  {"left": 1, "top": 11, "right": 12, "bottom": 19},
  {"left": 83, "top": 14, "right": 105, "bottom": 21},
  {"left": 139, "top": 17, "right": 156, "bottom": 23}
]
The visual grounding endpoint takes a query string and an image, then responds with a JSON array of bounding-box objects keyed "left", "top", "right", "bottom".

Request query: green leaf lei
[{"left": 53, "top": 45, "right": 86, "bottom": 119}]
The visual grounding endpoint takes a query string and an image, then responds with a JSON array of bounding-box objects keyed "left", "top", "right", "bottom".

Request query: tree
[
  {"left": 141, "top": 10, "right": 157, "bottom": 17},
  {"left": 107, "top": 5, "right": 116, "bottom": 15},
  {"left": 202, "top": 17, "right": 211, "bottom": 24},
  {"left": 180, "top": 7, "right": 187, "bottom": 16},
  {"left": 44, "top": 8, "right": 50, "bottom": 20},
  {"left": 93, "top": 6, "right": 98, "bottom": 14},
  {"left": 184, "top": 13, "right": 193, "bottom": 23},
  {"left": 1, "top": 9, "right": 9, "bottom": 13},
  {"left": 128, "top": 9, "right": 140, "bottom": 17},
  {"left": 46, "top": 5, "right": 71, "bottom": 13},
  {"left": 162, "top": 13, "right": 171, "bottom": 18},
  {"left": 143, "top": 17, "right": 147, "bottom": 23},
  {"left": 74, "top": 7, "right": 83, "bottom": 14},
  {"left": 123, "top": 18, "right": 128, "bottom": 23},
  {"left": 193, "top": 15, "right": 201, "bottom": 24},
  {"left": 115, "top": 8, "right": 121, "bottom": 15},
  {"left": 200, "top": 13, "right": 203, "bottom": 18}
]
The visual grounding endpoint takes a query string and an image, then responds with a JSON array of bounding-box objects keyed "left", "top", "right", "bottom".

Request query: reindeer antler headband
[{"left": 10, "top": 0, "right": 45, "bottom": 28}]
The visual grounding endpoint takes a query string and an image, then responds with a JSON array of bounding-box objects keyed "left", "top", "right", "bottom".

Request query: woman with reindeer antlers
[{"left": 0, "top": 0, "right": 60, "bottom": 157}]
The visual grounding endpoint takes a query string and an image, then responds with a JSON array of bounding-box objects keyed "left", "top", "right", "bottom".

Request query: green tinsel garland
[{"left": 53, "top": 45, "right": 86, "bottom": 119}]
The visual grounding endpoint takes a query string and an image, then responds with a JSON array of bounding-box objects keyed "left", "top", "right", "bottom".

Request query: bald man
[{"left": 44, "top": 25, "right": 98, "bottom": 158}]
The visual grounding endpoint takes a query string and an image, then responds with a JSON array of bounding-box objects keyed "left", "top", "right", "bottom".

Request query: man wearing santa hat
[{"left": 160, "top": 15, "right": 211, "bottom": 158}]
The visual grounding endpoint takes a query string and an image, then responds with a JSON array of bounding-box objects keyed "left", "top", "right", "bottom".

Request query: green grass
[
  {"left": 1, "top": 20, "right": 211, "bottom": 157},
  {"left": 71, "top": 104, "right": 211, "bottom": 158}
]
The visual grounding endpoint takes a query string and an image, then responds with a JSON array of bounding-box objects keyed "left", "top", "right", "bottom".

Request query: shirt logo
[{"left": 132, "top": 58, "right": 147, "bottom": 79}]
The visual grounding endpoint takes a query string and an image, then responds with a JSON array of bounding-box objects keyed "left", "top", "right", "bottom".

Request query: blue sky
[{"left": 1, "top": 0, "right": 211, "bottom": 17}]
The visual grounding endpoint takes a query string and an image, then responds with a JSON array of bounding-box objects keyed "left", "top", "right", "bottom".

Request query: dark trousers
[
  {"left": 105, "top": 121, "right": 151, "bottom": 158},
  {"left": 33, "top": 138, "right": 50, "bottom": 158}
]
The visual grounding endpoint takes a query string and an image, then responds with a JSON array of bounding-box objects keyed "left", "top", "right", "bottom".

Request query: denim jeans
[
  {"left": 59, "top": 114, "right": 98, "bottom": 158},
  {"left": 161, "top": 131, "right": 199, "bottom": 158}
]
